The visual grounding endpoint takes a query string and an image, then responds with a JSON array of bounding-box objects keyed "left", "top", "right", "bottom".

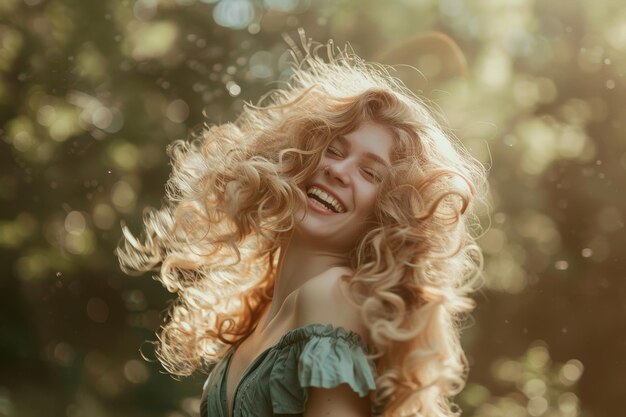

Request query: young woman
[{"left": 117, "top": 34, "right": 486, "bottom": 417}]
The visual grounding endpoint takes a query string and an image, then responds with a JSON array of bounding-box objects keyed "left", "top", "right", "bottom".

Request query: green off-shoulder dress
[{"left": 200, "top": 323, "right": 378, "bottom": 417}]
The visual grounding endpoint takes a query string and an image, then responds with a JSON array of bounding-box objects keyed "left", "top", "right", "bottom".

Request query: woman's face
[{"left": 295, "top": 121, "right": 394, "bottom": 252}]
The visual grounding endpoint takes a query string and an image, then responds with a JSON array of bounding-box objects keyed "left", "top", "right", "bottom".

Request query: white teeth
[{"left": 306, "top": 186, "right": 346, "bottom": 213}]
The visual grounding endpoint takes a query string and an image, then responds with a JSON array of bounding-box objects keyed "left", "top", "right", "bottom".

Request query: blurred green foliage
[{"left": 1, "top": 0, "right": 624, "bottom": 416}]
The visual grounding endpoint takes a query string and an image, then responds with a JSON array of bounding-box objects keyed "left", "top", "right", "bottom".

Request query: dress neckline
[{"left": 220, "top": 322, "right": 374, "bottom": 417}]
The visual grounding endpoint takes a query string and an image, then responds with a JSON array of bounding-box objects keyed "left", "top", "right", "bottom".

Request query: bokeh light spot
[
  {"left": 213, "top": 0, "right": 256, "bottom": 30},
  {"left": 558, "top": 392, "right": 580, "bottom": 413},
  {"left": 6, "top": 116, "right": 35, "bottom": 152},
  {"left": 53, "top": 342, "right": 75, "bottom": 366},
  {"left": 478, "top": 48, "right": 511, "bottom": 88},
  {"left": 123, "top": 289, "right": 147, "bottom": 311},
  {"left": 64, "top": 211, "right": 86, "bottom": 236},
  {"left": 165, "top": 99, "right": 190, "bottom": 123},
  {"left": 226, "top": 81, "right": 241, "bottom": 97},
  {"left": 554, "top": 260, "right": 569, "bottom": 270},
  {"left": 125, "top": 21, "right": 179, "bottom": 60},
  {"left": 492, "top": 359, "right": 523, "bottom": 382},
  {"left": 560, "top": 359, "right": 584, "bottom": 384},
  {"left": 527, "top": 343, "right": 551, "bottom": 371},
  {"left": 92, "top": 106, "right": 113, "bottom": 129},
  {"left": 133, "top": 0, "right": 158, "bottom": 21},
  {"left": 527, "top": 396, "right": 548, "bottom": 416},
  {"left": 14, "top": 253, "right": 47, "bottom": 281},
  {"left": 93, "top": 203, "right": 116, "bottom": 230},
  {"left": 123, "top": 359, "right": 149, "bottom": 384},
  {"left": 523, "top": 378, "right": 547, "bottom": 398},
  {"left": 249, "top": 50, "right": 274, "bottom": 79},
  {"left": 108, "top": 141, "right": 140, "bottom": 171},
  {"left": 111, "top": 181, "right": 137, "bottom": 212}
]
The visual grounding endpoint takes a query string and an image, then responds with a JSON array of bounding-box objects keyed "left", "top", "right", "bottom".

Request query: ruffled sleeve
[{"left": 269, "top": 323, "right": 377, "bottom": 415}]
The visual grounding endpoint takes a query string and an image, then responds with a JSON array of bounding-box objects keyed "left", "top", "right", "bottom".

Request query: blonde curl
[{"left": 117, "top": 31, "right": 487, "bottom": 417}]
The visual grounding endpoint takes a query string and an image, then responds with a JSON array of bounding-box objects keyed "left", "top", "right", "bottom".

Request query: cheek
[{"left": 357, "top": 186, "right": 379, "bottom": 216}]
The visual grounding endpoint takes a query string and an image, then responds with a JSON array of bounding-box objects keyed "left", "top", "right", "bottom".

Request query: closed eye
[
  {"left": 326, "top": 145, "right": 384, "bottom": 182},
  {"left": 362, "top": 168, "right": 383, "bottom": 182},
  {"left": 326, "top": 146, "right": 343, "bottom": 157}
]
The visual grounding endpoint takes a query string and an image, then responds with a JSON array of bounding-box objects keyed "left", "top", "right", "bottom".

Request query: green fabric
[{"left": 200, "top": 323, "right": 377, "bottom": 417}]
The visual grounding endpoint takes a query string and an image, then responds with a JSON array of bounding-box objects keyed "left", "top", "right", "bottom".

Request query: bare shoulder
[{"left": 295, "top": 266, "right": 370, "bottom": 345}]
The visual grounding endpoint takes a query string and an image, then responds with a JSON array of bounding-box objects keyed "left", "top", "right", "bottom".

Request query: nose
[{"left": 325, "top": 160, "right": 351, "bottom": 185}]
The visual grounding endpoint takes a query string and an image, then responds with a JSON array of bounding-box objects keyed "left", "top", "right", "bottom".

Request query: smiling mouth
[{"left": 306, "top": 185, "right": 347, "bottom": 213}]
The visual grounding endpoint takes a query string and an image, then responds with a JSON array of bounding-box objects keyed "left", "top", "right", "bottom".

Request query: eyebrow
[{"left": 335, "top": 135, "right": 392, "bottom": 170}]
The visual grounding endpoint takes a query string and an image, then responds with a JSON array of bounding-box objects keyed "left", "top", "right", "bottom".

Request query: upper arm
[{"left": 303, "top": 384, "right": 371, "bottom": 417}]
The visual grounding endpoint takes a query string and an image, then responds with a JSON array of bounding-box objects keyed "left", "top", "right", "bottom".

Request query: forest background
[{"left": 1, "top": 0, "right": 625, "bottom": 416}]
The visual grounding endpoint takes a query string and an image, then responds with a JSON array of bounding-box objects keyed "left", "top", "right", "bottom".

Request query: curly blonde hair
[{"left": 117, "top": 32, "right": 486, "bottom": 417}]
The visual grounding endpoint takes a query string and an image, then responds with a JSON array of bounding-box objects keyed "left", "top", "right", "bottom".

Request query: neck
[{"left": 261, "top": 230, "right": 350, "bottom": 329}]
